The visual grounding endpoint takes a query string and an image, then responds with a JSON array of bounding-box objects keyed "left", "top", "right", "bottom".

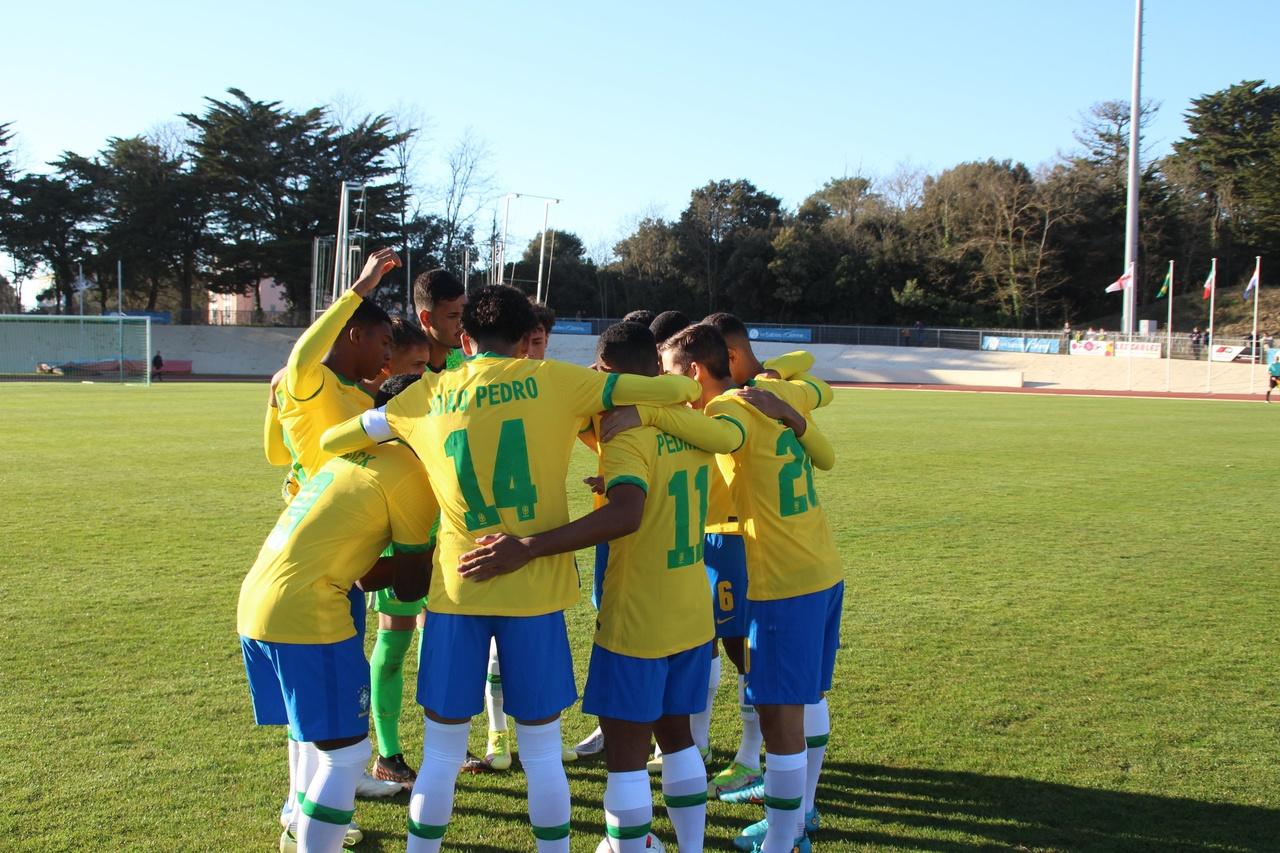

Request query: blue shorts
[
  {"left": 591, "top": 542, "right": 610, "bottom": 611},
  {"left": 705, "top": 533, "right": 748, "bottom": 639},
  {"left": 240, "top": 634, "right": 371, "bottom": 742},
  {"left": 421, "top": 610, "right": 577, "bottom": 721},
  {"left": 744, "top": 581, "right": 843, "bottom": 706},
  {"left": 582, "top": 642, "right": 713, "bottom": 723}
]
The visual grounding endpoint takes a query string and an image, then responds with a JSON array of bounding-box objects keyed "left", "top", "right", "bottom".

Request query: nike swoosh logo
[{"left": 716, "top": 617, "right": 733, "bottom": 625}]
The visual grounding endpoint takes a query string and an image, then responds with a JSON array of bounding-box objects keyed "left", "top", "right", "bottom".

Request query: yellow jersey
[
  {"left": 361, "top": 354, "right": 701, "bottom": 616},
  {"left": 596, "top": 427, "right": 715, "bottom": 657},
  {"left": 276, "top": 289, "right": 377, "bottom": 484},
  {"left": 704, "top": 379, "right": 841, "bottom": 601},
  {"left": 237, "top": 442, "right": 438, "bottom": 644}
]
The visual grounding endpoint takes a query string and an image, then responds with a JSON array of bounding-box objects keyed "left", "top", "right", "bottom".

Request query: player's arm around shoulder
[
  {"left": 365, "top": 446, "right": 437, "bottom": 601},
  {"left": 321, "top": 371, "right": 434, "bottom": 455},
  {"left": 732, "top": 385, "right": 835, "bottom": 470},
  {"left": 628, "top": 404, "right": 744, "bottom": 454},
  {"left": 760, "top": 349, "right": 815, "bottom": 380}
]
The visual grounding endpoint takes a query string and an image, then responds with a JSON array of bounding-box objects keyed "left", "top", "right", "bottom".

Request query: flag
[
  {"left": 1105, "top": 266, "right": 1133, "bottom": 294},
  {"left": 1202, "top": 267, "right": 1216, "bottom": 300},
  {"left": 1243, "top": 266, "right": 1259, "bottom": 299},
  {"left": 1156, "top": 267, "right": 1171, "bottom": 299}
]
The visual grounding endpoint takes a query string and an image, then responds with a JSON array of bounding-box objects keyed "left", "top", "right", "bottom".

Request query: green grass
[{"left": 1, "top": 383, "right": 1277, "bottom": 851}]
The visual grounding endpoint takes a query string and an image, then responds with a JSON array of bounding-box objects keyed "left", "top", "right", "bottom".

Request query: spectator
[
  {"left": 152, "top": 350, "right": 164, "bottom": 381},
  {"left": 913, "top": 320, "right": 925, "bottom": 346},
  {"left": 1190, "top": 327, "right": 1203, "bottom": 360}
]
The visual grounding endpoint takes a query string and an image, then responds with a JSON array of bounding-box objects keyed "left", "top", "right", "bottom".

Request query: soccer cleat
[
  {"left": 354, "top": 772, "right": 402, "bottom": 798},
  {"left": 719, "top": 780, "right": 764, "bottom": 804},
  {"left": 710, "top": 761, "right": 763, "bottom": 798},
  {"left": 278, "top": 821, "right": 364, "bottom": 852},
  {"left": 486, "top": 729, "right": 513, "bottom": 771},
  {"left": 575, "top": 726, "right": 606, "bottom": 756},
  {"left": 747, "top": 836, "right": 810, "bottom": 853},
  {"left": 733, "top": 809, "right": 820, "bottom": 851},
  {"left": 374, "top": 753, "right": 417, "bottom": 787}
]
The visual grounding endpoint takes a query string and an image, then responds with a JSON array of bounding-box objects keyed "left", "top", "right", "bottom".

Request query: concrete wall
[{"left": 152, "top": 325, "right": 1263, "bottom": 394}]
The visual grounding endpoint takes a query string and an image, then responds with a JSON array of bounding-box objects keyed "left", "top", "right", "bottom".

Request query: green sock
[{"left": 371, "top": 628, "right": 414, "bottom": 757}]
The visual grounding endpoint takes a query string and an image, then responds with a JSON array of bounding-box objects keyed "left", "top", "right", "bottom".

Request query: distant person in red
[{"left": 152, "top": 351, "right": 164, "bottom": 381}]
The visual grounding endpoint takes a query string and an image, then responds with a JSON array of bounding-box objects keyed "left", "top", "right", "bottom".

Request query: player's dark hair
[
  {"left": 650, "top": 310, "right": 691, "bottom": 344},
  {"left": 596, "top": 322, "right": 658, "bottom": 376},
  {"left": 702, "top": 311, "right": 749, "bottom": 341},
  {"left": 412, "top": 268, "right": 465, "bottom": 312},
  {"left": 462, "top": 285, "right": 539, "bottom": 345},
  {"left": 659, "top": 323, "right": 731, "bottom": 380},
  {"left": 530, "top": 300, "right": 556, "bottom": 334},
  {"left": 622, "top": 309, "right": 656, "bottom": 327},
  {"left": 374, "top": 373, "right": 421, "bottom": 407},
  {"left": 389, "top": 315, "right": 430, "bottom": 351},
  {"left": 349, "top": 298, "right": 392, "bottom": 330}
]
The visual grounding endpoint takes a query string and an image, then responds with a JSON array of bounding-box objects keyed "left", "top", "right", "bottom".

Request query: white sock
[
  {"left": 734, "top": 676, "right": 763, "bottom": 770},
  {"left": 661, "top": 745, "right": 707, "bottom": 852},
  {"left": 298, "top": 738, "right": 369, "bottom": 853},
  {"left": 285, "top": 737, "right": 300, "bottom": 818},
  {"left": 407, "top": 719, "right": 471, "bottom": 853},
  {"left": 486, "top": 637, "right": 507, "bottom": 732},
  {"left": 690, "top": 655, "right": 720, "bottom": 752},
  {"left": 516, "top": 719, "right": 571, "bottom": 852},
  {"left": 761, "top": 750, "right": 806, "bottom": 853},
  {"left": 804, "top": 699, "right": 830, "bottom": 815},
  {"left": 292, "top": 741, "right": 320, "bottom": 828},
  {"left": 604, "top": 769, "right": 652, "bottom": 853}
]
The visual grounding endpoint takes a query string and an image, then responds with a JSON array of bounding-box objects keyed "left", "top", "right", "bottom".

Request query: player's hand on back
[
  {"left": 583, "top": 476, "right": 605, "bottom": 495},
  {"left": 457, "top": 533, "right": 535, "bottom": 582},
  {"left": 733, "top": 386, "right": 804, "bottom": 433},
  {"left": 599, "top": 406, "right": 642, "bottom": 442},
  {"left": 352, "top": 248, "right": 402, "bottom": 297}
]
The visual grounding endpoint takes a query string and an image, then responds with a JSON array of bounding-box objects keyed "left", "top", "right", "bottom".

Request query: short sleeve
[
  {"left": 602, "top": 430, "right": 652, "bottom": 495},
  {"left": 386, "top": 463, "right": 439, "bottom": 553}
]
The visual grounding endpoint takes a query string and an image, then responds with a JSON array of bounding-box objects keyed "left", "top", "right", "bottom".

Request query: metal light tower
[{"left": 1121, "top": 0, "right": 1143, "bottom": 335}]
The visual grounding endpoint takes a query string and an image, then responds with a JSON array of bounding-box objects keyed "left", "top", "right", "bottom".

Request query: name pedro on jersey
[{"left": 428, "top": 377, "right": 539, "bottom": 415}]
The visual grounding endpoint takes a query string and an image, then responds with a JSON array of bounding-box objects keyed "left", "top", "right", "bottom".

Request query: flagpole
[
  {"left": 1165, "top": 259, "right": 1174, "bottom": 392},
  {"left": 1250, "top": 255, "right": 1261, "bottom": 396},
  {"left": 1206, "top": 258, "right": 1216, "bottom": 394}
]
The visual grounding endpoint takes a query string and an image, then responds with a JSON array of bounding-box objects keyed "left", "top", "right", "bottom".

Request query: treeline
[{"left": 2, "top": 81, "right": 1277, "bottom": 328}]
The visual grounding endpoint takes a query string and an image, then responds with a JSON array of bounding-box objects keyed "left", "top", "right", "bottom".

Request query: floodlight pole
[
  {"left": 498, "top": 193, "right": 518, "bottom": 284},
  {"left": 1121, "top": 0, "right": 1143, "bottom": 335},
  {"left": 535, "top": 199, "right": 560, "bottom": 304}
]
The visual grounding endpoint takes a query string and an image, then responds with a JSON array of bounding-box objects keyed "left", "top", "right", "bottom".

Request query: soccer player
[
  {"left": 456, "top": 320, "right": 740, "bottom": 852},
  {"left": 622, "top": 309, "right": 656, "bottom": 328},
  {"left": 660, "top": 325, "right": 840, "bottom": 853},
  {"left": 272, "top": 248, "right": 403, "bottom": 840},
  {"left": 367, "top": 315, "right": 437, "bottom": 786},
  {"left": 699, "top": 314, "right": 829, "bottom": 799},
  {"left": 239, "top": 374, "right": 437, "bottom": 853},
  {"left": 320, "top": 285, "right": 707, "bottom": 853},
  {"left": 650, "top": 310, "right": 691, "bottom": 345},
  {"left": 412, "top": 268, "right": 467, "bottom": 374},
  {"left": 527, "top": 301, "right": 555, "bottom": 359},
  {"left": 1267, "top": 356, "right": 1280, "bottom": 402}
]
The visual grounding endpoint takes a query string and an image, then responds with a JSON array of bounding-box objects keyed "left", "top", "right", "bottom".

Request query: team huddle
[{"left": 236, "top": 249, "right": 844, "bottom": 853}]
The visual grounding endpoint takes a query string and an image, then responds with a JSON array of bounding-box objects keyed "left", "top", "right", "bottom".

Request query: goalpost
[{"left": 0, "top": 314, "right": 152, "bottom": 384}]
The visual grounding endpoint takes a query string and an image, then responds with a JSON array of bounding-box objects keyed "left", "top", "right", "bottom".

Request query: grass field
[{"left": 2, "top": 383, "right": 1277, "bottom": 852}]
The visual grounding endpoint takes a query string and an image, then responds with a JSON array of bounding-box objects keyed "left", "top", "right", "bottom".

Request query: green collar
[{"left": 474, "top": 351, "right": 516, "bottom": 360}]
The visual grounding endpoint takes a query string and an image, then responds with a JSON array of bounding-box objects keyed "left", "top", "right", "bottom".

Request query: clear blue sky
[{"left": 6, "top": 0, "right": 1279, "bottom": 257}]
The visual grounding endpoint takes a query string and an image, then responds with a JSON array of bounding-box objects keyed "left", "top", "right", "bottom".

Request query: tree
[
  {"left": 675, "top": 179, "right": 782, "bottom": 313},
  {"left": 438, "top": 129, "right": 493, "bottom": 273},
  {"left": 184, "top": 88, "right": 410, "bottom": 312},
  {"left": 7, "top": 170, "right": 99, "bottom": 313},
  {"left": 1167, "top": 80, "right": 1280, "bottom": 274}
]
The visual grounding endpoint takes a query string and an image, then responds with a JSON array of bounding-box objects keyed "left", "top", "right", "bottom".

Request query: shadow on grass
[{"left": 818, "top": 762, "right": 1279, "bottom": 852}]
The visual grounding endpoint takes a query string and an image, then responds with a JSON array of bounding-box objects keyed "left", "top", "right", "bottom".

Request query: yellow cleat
[{"left": 486, "top": 729, "right": 513, "bottom": 771}]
